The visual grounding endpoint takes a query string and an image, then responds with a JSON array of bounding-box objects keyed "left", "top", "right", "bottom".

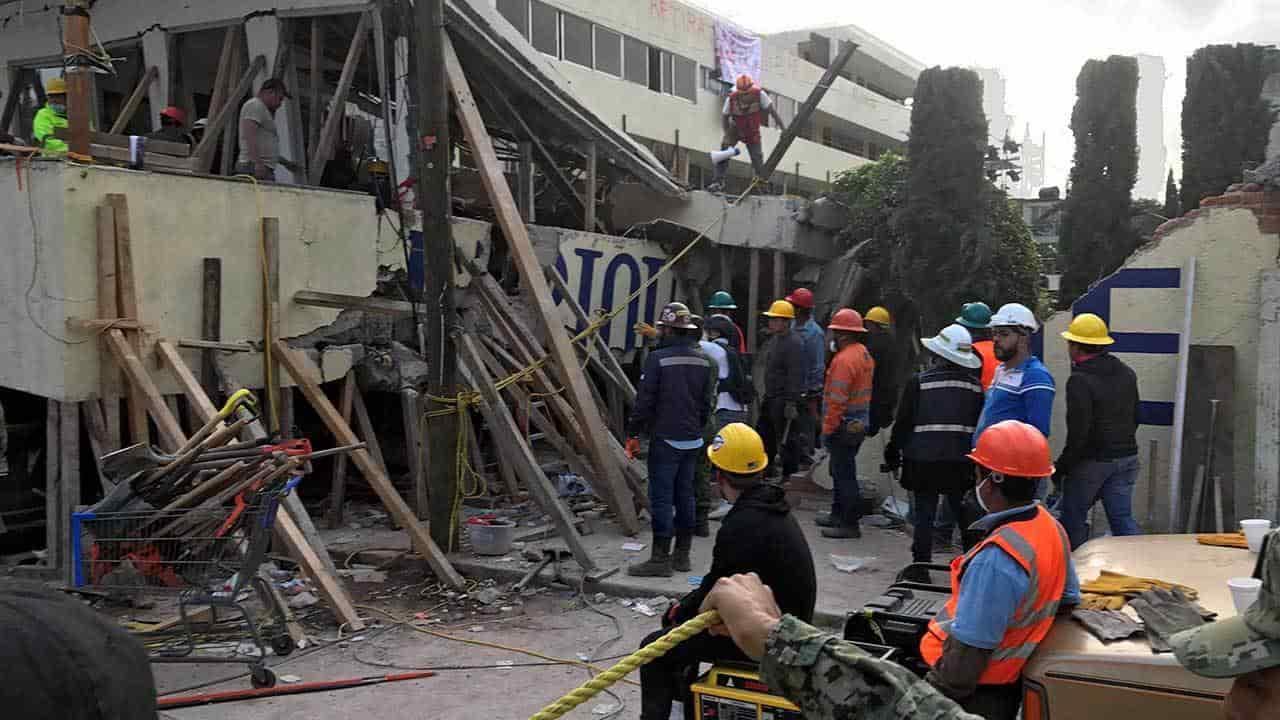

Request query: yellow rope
[{"left": 529, "top": 610, "right": 720, "bottom": 720}]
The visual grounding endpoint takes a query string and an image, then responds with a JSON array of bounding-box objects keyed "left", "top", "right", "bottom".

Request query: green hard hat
[
  {"left": 956, "top": 301, "right": 993, "bottom": 329},
  {"left": 708, "top": 290, "right": 737, "bottom": 310}
]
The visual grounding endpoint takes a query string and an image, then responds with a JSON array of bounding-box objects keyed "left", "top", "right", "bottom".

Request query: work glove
[
  {"left": 634, "top": 322, "right": 659, "bottom": 339},
  {"left": 1128, "top": 587, "right": 1213, "bottom": 653},
  {"left": 784, "top": 402, "right": 799, "bottom": 421},
  {"left": 844, "top": 419, "right": 866, "bottom": 435},
  {"left": 624, "top": 437, "right": 641, "bottom": 460}
]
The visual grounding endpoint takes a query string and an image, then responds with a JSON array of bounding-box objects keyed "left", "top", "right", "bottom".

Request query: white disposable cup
[
  {"left": 1228, "top": 577, "right": 1263, "bottom": 614},
  {"left": 1241, "top": 519, "right": 1272, "bottom": 553}
]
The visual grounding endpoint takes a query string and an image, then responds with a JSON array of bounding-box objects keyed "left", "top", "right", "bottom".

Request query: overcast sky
[{"left": 693, "top": 0, "right": 1279, "bottom": 196}]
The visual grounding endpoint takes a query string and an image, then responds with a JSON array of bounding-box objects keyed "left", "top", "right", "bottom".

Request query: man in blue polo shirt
[{"left": 974, "top": 303, "right": 1055, "bottom": 443}]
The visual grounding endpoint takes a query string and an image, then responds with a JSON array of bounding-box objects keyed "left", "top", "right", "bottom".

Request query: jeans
[
  {"left": 712, "top": 141, "right": 764, "bottom": 183},
  {"left": 826, "top": 432, "right": 865, "bottom": 526},
  {"left": 912, "top": 491, "right": 969, "bottom": 563},
  {"left": 649, "top": 440, "right": 699, "bottom": 537},
  {"left": 638, "top": 627, "right": 747, "bottom": 719},
  {"left": 1059, "top": 455, "right": 1142, "bottom": 549},
  {"left": 715, "top": 408, "right": 750, "bottom": 426}
]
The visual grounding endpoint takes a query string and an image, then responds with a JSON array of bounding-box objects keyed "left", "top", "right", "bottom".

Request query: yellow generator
[{"left": 690, "top": 665, "right": 802, "bottom": 720}]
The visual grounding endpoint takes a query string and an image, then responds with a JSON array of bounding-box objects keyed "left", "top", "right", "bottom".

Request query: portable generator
[{"left": 843, "top": 563, "right": 952, "bottom": 673}]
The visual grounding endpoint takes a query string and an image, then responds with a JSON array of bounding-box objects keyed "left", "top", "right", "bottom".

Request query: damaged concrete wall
[{"left": 0, "top": 161, "right": 378, "bottom": 401}]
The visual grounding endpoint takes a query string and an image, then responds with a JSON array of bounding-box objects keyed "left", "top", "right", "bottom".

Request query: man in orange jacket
[
  {"left": 815, "top": 309, "right": 874, "bottom": 539},
  {"left": 919, "top": 420, "right": 1079, "bottom": 719},
  {"left": 957, "top": 302, "right": 997, "bottom": 390}
]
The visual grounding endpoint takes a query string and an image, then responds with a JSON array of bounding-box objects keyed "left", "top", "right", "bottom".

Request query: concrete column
[
  {"left": 1255, "top": 270, "right": 1280, "bottom": 521},
  {"left": 246, "top": 15, "right": 301, "bottom": 184},
  {"left": 392, "top": 36, "right": 412, "bottom": 189},
  {"left": 1, "top": 64, "right": 16, "bottom": 135},
  {"left": 140, "top": 28, "right": 170, "bottom": 132}
]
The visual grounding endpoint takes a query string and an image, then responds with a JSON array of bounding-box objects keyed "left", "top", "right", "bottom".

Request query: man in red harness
[
  {"left": 710, "top": 74, "right": 785, "bottom": 190},
  {"left": 919, "top": 420, "right": 1080, "bottom": 719}
]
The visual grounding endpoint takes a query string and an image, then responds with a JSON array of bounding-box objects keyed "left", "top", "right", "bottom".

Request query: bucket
[{"left": 467, "top": 517, "right": 516, "bottom": 556}]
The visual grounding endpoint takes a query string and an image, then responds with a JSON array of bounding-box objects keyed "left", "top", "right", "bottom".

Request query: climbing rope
[{"left": 527, "top": 610, "right": 721, "bottom": 720}]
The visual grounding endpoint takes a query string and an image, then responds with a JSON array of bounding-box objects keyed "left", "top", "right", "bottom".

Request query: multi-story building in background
[
  {"left": 973, "top": 67, "right": 1012, "bottom": 147},
  {"left": 1009, "top": 123, "right": 1046, "bottom": 199},
  {"left": 1135, "top": 54, "right": 1167, "bottom": 201}
]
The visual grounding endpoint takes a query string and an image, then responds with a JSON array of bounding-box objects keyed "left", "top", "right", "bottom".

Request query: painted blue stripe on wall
[
  {"left": 1138, "top": 401, "right": 1175, "bottom": 427},
  {"left": 1110, "top": 332, "right": 1181, "bottom": 354},
  {"left": 1072, "top": 267, "right": 1182, "bottom": 323}
]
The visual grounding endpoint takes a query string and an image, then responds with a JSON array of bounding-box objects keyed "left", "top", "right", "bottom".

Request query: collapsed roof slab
[{"left": 610, "top": 185, "right": 842, "bottom": 262}]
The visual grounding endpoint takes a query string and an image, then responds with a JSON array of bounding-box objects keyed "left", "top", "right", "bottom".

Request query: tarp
[{"left": 714, "top": 21, "right": 762, "bottom": 85}]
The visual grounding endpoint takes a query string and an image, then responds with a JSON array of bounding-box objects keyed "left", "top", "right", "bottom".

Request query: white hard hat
[
  {"left": 922, "top": 324, "right": 983, "bottom": 369},
  {"left": 193, "top": 117, "right": 209, "bottom": 129},
  {"left": 989, "top": 303, "right": 1039, "bottom": 332}
]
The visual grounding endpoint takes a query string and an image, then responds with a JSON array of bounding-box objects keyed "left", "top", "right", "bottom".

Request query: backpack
[{"left": 720, "top": 343, "right": 755, "bottom": 406}]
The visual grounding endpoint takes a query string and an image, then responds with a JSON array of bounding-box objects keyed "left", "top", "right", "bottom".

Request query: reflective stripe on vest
[{"left": 918, "top": 506, "right": 1070, "bottom": 685}]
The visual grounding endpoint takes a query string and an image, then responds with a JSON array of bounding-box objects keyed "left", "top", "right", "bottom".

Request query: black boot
[
  {"left": 628, "top": 536, "right": 673, "bottom": 577},
  {"left": 821, "top": 521, "right": 862, "bottom": 539},
  {"left": 815, "top": 511, "right": 840, "bottom": 528},
  {"left": 672, "top": 534, "right": 693, "bottom": 572},
  {"left": 694, "top": 512, "right": 711, "bottom": 537}
]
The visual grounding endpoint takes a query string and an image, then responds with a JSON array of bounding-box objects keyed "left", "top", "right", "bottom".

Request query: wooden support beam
[
  {"left": 444, "top": 40, "right": 638, "bottom": 534},
  {"left": 584, "top": 141, "right": 597, "bottom": 231},
  {"left": 309, "top": 11, "right": 370, "bottom": 185},
  {"left": 220, "top": 46, "right": 243, "bottom": 177},
  {"left": 458, "top": 334, "right": 600, "bottom": 572},
  {"left": 327, "top": 371, "right": 357, "bottom": 529},
  {"left": 108, "top": 65, "right": 159, "bottom": 135},
  {"left": 517, "top": 141, "right": 535, "bottom": 223},
  {"left": 547, "top": 269, "right": 635, "bottom": 403},
  {"left": 1, "top": 71, "right": 24, "bottom": 135},
  {"left": 273, "top": 340, "right": 465, "bottom": 587},
  {"left": 54, "top": 127, "right": 192, "bottom": 157},
  {"left": 82, "top": 399, "right": 113, "bottom": 495},
  {"left": 759, "top": 41, "right": 858, "bottom": 181},
  {"left": 103, "top": 330, "right": 186, "bottom": 451},
  {"left": 45, "top": 400, "right": 60, "bottom": 570},
  {"left": 104, "top": 194, "right": 151, "bottom": 446},
  {"left": 96, "top": 205, "right": 121, "bottom": 400},
  {"left": 402, "top": 389, "right": 428, "bottom": 520},
  {"left": 369, "top": 3, "right": 398, "bottom": 198},
  {"left": 201, "top": 258, "right": 222, "bottom": 395},
  {"left": 308, "top": 17, "right": 323, "bottom": 166},
  {"left": 352, "top": 385, "right": 389, "bottom": 480},
  {"left": 205, "top": 24, "right": 241, "bottom": 162},
  {"left": 192, "top": 54, "right": 266, "bottom": 174},
  {"left": 293, "top": 289, "right": 417, "bottom": 316},
  {"left": 63, "top": 2, "right": 92, "bottom": 157},
  {"left": 747, "top": 248, "right": 760, "bottom": 355},
  {"left": 155, "top": 341, "right": 219, "bottom": 422},
  {"left": 263, "top": 218, "right": 282, "bottom": 433}
]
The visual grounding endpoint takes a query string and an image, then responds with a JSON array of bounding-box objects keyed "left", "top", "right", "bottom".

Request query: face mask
[
  {"left": 975, "top": 475, "right": 991, "bottom": 513},
  {"left": 50, "top": 102, "right": 66, "bottom": 115},
  {"left": 829, "top": 340, "right": 838, "bottom": 353}
]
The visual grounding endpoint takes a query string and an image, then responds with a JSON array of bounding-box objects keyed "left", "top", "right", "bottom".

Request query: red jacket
[
  {"left": 822, "top": 343, "right": 874, "bottom": 435},
  {"left": 728, "top": 87, "right": 764, "bottom": 145}
]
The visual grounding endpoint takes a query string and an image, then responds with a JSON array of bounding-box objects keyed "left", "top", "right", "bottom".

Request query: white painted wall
[{"left": 0, "top": 161, "right": 378, "bottom": 401}]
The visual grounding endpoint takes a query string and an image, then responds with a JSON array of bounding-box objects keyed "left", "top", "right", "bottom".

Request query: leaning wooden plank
[
  {"left": 81, "top": 398, "right": 113, "bottom": 495},
  {"left": 327, "top": 371, "right": 357, "bottom": 529},
  {"left": 458, "top": 334, "right": 600, "bottom": 573},
  {"left": 205, "top": 24, "right": 241, "bottom": 157},
  {"left": 444, "top": 38, "right": 637, "bottom": 534},
  {"left": 547, "top": 269, "right": 636, "bottom": 403},
  {"left": 155, "top": 341, "right": 221, "bottom": 421},
  {"left": 402, "top": 389, "right": 428, "bottom": 520},
  {"left": 292, "top": 289, "right": 417, "bottom": 316},
  {"left": 273, "top": 340, "right": 465, "bottom": 588},
  {"left": 89, "top": 143, "right": 197, "bottom": 172},
  {"left": 96, "top": 205, "right": 122, "bottom": 400},
  {"left": 309, "top": 11, "right": 371, "bottom": 185},
  {"left": 192, "top": 54, "right": 266, "bottom": 174},
  {"left": 103, "top": 330, "right": 186, "bottom": 451},
  {"left": 107, "top": 65, "right": 159, "bottom": 135},
  {"left": 105, "top": 194, "right": 149, "bottom": 447}
]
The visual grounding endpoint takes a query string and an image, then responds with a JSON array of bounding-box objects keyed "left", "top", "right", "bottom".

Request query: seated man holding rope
[{"left": 638, "top": 423, "right": 816, "bottom": 720}]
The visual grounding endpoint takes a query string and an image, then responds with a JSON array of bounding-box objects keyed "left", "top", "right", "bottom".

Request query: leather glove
[
  {"left": 784, "top": 402, "right": 799, "bottom": 421},
  {"left": 845, "top": 419, "right": 866, "bottom": 435},
  {"left": 625, "top": 437, "right": 641, "bottom": 460},
  {"left": 633, "top": 321, "right": 659, "bottom": 339}
]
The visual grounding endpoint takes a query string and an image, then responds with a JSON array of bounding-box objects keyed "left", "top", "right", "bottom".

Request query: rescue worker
[
  {"left": 704, "top": 315, "right": 753, "bottom": 521},
  {"left": 884, "top": 324, "right": 985, "bottom": 570},
  {"left": 32, "top": 77, "right": 69, "bottom": 156},
  {"left": 816, "top": 309, "right": 874, "bottom": 539},
  {"left": 757, "top": 299, "right": 808, "bottom": 479},
  {"left": 236, "top": 78, "right": 300, "bottom": 180},
  {"left": 692, "top": 314, "right": 726, "bottom": 537},
  {"left": 639, "top": 423, "right": 816, "bottom": 720},
  {"left": 974, "top": 303, "right": 1054, "bottom": 442},
  {"left": 626, "top": 302, "right": 714, "bottom": 577},
  {"left": 864, "top": 306, "right": 898, "bottom": 436},
  {"left": 919, "top": 420, "right": 1080, "bottom": 719},
  {"left": 1055, "top": 313, "right": 1141, "bottom": 549},
  {"left": 147, "top": 106, "right": 194, "bottom": 147},
  {"left": 707, "top": 290, "right": 747, "bottom": 353},
  {"left": 709, "top": 74, "right": 785, "bottom": 190},
  {"left": 957, "top": 302, "right": 997, "bottom": 390},
  {"left": 787, "top": 288, "right": 824, "bottom": 468},
  {"left": 1172, "top": 527, "right": 1280, "bottom": 720}
]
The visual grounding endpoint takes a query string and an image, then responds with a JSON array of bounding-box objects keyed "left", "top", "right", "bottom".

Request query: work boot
[
  {"left": 628, "top": 536, "right": 673, "bottom": 577},
  {"left": 815, "top": 511, "right": 840, "bottom": 528},
  {"left": 821, "top": 523, "right": 862, "bottom": 539},
  {"left": 672, "top": 534, "right": 693, "bottom": 572},
  {"left": 694, "top": 511, "right": 711, "bottom": 538}
]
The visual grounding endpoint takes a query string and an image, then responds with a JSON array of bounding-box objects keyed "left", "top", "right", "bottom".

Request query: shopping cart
[{"left": 71, "top": 476, "right": 302, "bottom": 688}]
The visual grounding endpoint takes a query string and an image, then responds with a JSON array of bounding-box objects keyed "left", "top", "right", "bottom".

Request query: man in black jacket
[
  {"left": 757, "top": 299, "right": 808, "bottom": 478},
  {"left": 885, "top": 324, "right": 986, "bottom": 570},
  {"left": 864, "top": 306, "right": 899, "bottom": 435},
  {"left": 1055, "top": 313, "right": 1141, "bottom": 549},
  {"left": 638, "top": 422, "right": 816, "bottom": 720},
  {"left": 627, "top": 302, "right": 716, "bottom": 577}
]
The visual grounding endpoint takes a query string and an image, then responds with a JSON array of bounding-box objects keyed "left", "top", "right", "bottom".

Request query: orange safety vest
[
  {"left": 729, "top": 87, "right": 764, "bottom": 144},
  {"left": 919, "top": 505, "right": 1071, "bottom": 685},
  {"left": 973, "top": 339, "right": 997, "bottom": 391}
]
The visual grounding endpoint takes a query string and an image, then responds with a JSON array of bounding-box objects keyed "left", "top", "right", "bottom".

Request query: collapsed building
[{"left": 0, "top": 0, "right": 925, "bottom": 625}]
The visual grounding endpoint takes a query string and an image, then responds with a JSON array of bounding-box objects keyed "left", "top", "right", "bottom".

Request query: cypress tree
[
  {"left": 1057, "top": 55, "right": 1139, "bottom": 307},
  {"left": 1164, "top": 170, "right": 1180, "bottom": 220}
]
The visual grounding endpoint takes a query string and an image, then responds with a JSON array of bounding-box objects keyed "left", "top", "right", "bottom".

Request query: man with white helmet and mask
[{"left": 973, "top": 303, "right": 1055, "bottom": 443}]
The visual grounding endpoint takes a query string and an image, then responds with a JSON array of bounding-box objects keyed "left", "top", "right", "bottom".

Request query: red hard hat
[
  {"left": 161, "top": 106, "right": 187, "bottom": 124},
  {"left": 827, "top": 308, "right": 867, "bottom": 333},
  {"left": 785, "top": 288, "right": 814, "bottom": 309},
  {"left": 967, "top": 420, "right": 1055, "bottom": 478}
]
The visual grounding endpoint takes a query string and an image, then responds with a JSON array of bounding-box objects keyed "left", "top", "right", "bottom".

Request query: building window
[
  {"left": 662, "top": 52, "right": 674, "bottom": 94},
  {"left": 530, "top": 0, "right": 558, "bottom": 57},
  {"left": 594, "top": 26, "right": 621, "bottom": 77},
  {"left": 623, "top": 35, "right": 647, "bottom": 86},
  {"left": 561, "top": 12, "right": 592, "bottom": 67},
  {"left": 496, "top": 0, "right": 528, "bottom": 38},
  {"left": 700, "top": 66, "right": 729, "bottom": 94},
  {"left": 673, "top": 55, "right": 696, "bottom": 102}
]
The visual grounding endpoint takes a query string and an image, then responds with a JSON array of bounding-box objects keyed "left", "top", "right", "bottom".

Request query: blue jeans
[
  {"left": 826, "top": 433, "right": 865, "bottom": 526},
  {"left": 648, "top": 440, "right": 698, "bottom": 537},
  {"left": 1059, "top": 455, "right": 1142, "bottom": 549}
]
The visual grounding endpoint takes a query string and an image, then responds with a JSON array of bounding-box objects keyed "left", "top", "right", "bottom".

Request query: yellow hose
[{"left": 528, "top": 610, "right": 721, "bottom": 720}]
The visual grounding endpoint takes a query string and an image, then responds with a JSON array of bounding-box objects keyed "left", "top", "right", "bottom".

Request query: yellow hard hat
[
  {"left": 45, "top": 77, "right": 67, "bottom": 95},
  {"left": 707, "top": 422, "right": 769, "bottom": 474},
  {"left": 762, "top": 299, "right": 795, "bottom": 319},
  {"left": 865, "top": 306, "right": 892, "bottom": 325},
  {"left": 1061, "top": 313, "right": 1114, "bottom": 345}
]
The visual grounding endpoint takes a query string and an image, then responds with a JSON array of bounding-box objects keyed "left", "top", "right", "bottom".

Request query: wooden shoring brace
[
  {"left": 458, "top": 334, "right": 602, "bottom": 574},
  {"left": 192, "top": 54, "right": 266, "bottom": 174},
  {"left": 155, "top": 341, "right": 367, "bottom": 629},
  {"left": 273, "top": 340, "right": 465, "bottom": 588},
  {"left": 107, "top": 65, "right": 159, "bottom": 135},
  {"left": 546, "top": 268, "right": 636, "bottom": 403},
  {"left": 308, "top": 11, "right": 371, "bottom": 185},
  {"left": 327, "top": 371, "right": 357, "bottom": 529},
  {"left": 444, "top": 36, "right": 638, "bottom": 534}
]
